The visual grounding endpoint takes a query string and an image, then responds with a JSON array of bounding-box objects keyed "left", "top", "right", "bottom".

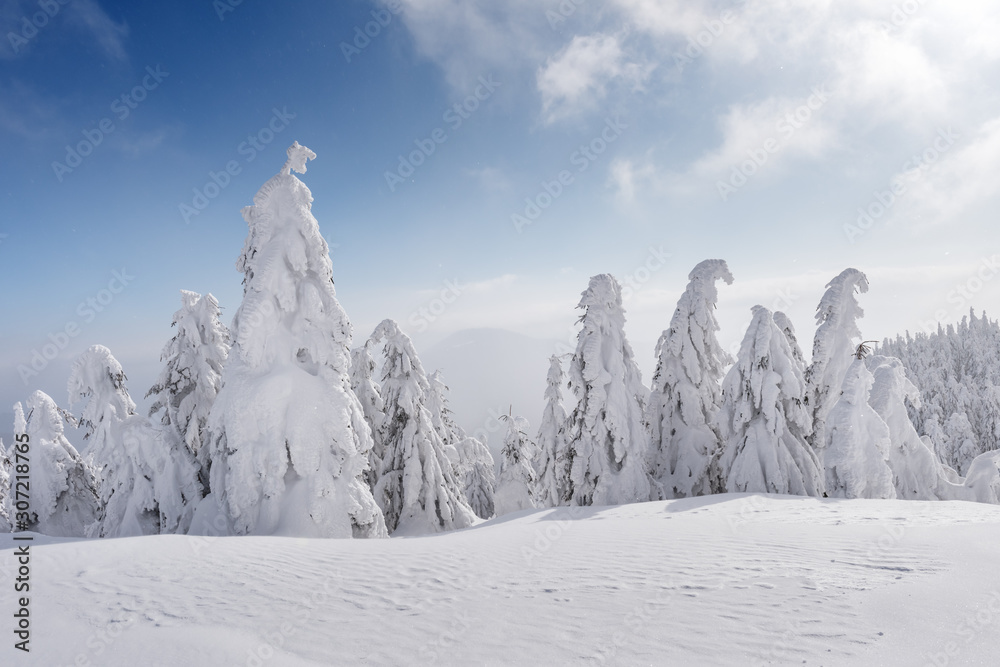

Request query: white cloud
[{"left": 536, "top": 33, "right": 650, "bottom": 123}]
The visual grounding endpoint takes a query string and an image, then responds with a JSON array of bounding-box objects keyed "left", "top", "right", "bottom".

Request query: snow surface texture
[
  {"left": 716, "top": 306, "right": 824, "bottom": 496},
  {"left": 647, "top": 259, "right": 733, "bottom": 499},
  {"left": 806, "top": 268, "right": 869, "bottom": 453},
  {"left": 565, "top": 274, "right": 651, "bottom": 506},
  {"left": 207, "top": 143, "right": 386, "bottom": 539},
  {"left": 494, "top": 415, "right": 537, "bottom": 516},
  {"left": 5, "top": 495, "right": 1000, "bottom": 666},
  {"left": 369, "top": 319, "right": 476, "bottom": 535}
]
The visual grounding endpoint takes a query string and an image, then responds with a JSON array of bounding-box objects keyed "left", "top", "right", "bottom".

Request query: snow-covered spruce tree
[
  {"left": 805, "top": 268, "right": 869, "bottom": 452},
  {"left": 647, "top": 259, "right": 733, "bottom": 499},
  {"left": 207, "top": 143, "right": 385, "bottom": 539},
  {"left": 70, "top": 345, "right": 201, "bottom": 537},
  {"left": 715, "top": 306, "right": 824, "bottom": 496},
  {"left": 534, "top": 354, "right": 570, "bottom": 507},
  {"left": 0, "top": 438, "right": 12, "bottom": 533},
  {"left": 866, "top": 355, "right": 965, "bottom": 500},
  {"left": 425, "top": 369, "right": 496, "bottom": 519},
  {"left": 147, "top": 290, "right": 230, "bottom": 493},
  {"left": 453, "top": 435, "right": 496, "bottom": 520},
  {"left": 370, "top": 319, "right": 476, "bottom": 534},
  {"left": 494, "top": 415, "right": 537, "bottom": 516},
  {"left": 564, "top": 274, "right": 651, "bottom": 506},
  {"left": 823, "top": 358, "right": 895, "bottom": 499},
  {"left": 772, "top": 311, "right": 807, "bottom": 373},
  {"left": 350, "top": 339, "right": 386, "bottom": 492},
  {"left": 17, "top": 392, "right": 100, "bottom": 537}
]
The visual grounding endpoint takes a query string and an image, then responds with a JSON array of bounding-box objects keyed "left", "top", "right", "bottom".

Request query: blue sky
[{"left": 2, "top": 0, "right": 1000, "bottom": 439}]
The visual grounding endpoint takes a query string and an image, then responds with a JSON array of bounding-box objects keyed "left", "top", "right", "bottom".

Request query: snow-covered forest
[{"left": 3, "top": 142, "right": 1000, "bottom": 540}]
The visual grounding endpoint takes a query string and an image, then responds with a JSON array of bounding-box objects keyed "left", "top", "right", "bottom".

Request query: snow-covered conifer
[
  {"left": 0, "top": 439, "right": 12, "bottom": 533},
  {"left": 370, "top": 319, "right": 476, "bottom": 534},
  {"left": 453, "top": 435, "right": 496, "bottom": 519},
  {"left": 208, "top": 143, "right": 385, "bottom": 539},
  {"left": 565, "top": 274, "right": 651, "bottom": 506},
  {"left": 147, "top": 290, "right": 229, "bottom": 492},
  {"left": 647, "top": 259, "right": 733, "bottom": 499},
  {"left": 350, "top": 340, "right": 385, "bottom": 491},
  {"left": 17, "top": 392, "right": 99, "bottom": 537},
  {"left": 823, "top": 359, "right": 895, "bottom": 499},
  {"left": 494, "top": 415, "right": 537, "bottom": 516},
  {"left": 534, "top": 355, "right": 570, "bottom": 507},
  {"left": 805, "top": 268, "right": 869, "bottom": 451},
  {"left": 716, "top": 306, "right": 823, "bottom": 496},
  {"left": 70, "top": 345, "right": 200, "bottom": 537},
  {"left": 772, "top": 311, "right": 806, "bottom": 372}
]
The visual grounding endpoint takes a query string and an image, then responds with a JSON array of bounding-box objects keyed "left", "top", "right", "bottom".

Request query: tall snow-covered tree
[
  {"left": 370, "top": 319, "right": 476, "bottom": 534},
  {"left": 647, "top": 259, "right": 733, "bottom": 499},
  {"left": 564, "top": 274, "right": 651, "bottom": 506},
  {"left": 534, "top": 354, "right": 570, "bottom": 507},
  {"left": 208, "top": 143, "right": 385, "bottom": 539},
  {"left": 147, "top": 290, "right": 230, "bottom": 492},
  {"left": 494, "top": 415, "right": 537, "bottom": 516},
  {"left": 823, "top": 358, "right": 895, "bottom": 499},
  {"left": 716, "top": 306, "right": 824, "bottom": 496},
  {"left": 70, "top": 345, "right": 201, "bottom": 537},
  {"left": 350, "top": 339, "right": 386, "bottom": 491},
  {"left": 805, "top": 268, "right": 869, "bottom": 451},
  {"left": 17, "top": 392, "right": 99, "bottom": 537}
]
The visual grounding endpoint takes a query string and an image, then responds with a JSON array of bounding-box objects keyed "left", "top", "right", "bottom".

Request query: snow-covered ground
[{"left": 3, "top": 494, "right": 1000, "bottom": 666}]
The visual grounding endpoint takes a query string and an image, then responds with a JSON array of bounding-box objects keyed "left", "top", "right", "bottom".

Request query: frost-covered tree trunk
[
  {"left": 70, "top": 345, "right": 201, "bottom": 537},
  {"left": 350, "top": 340, "right": 386, "bottom": 492},
  {"left": 716, "top": 306, "right": 823, "bottom": 496},
  {"left": 370, "top": 319, "right": 476, "bottom": 534},
  {"left": 565, "top": 274, "right": 651, "bottom": 506},
  {"left": 805, "top": 268, "right": 869, "bottom": 452},
  {"left": 823, "top": 359, "right": 895, "bottom": 499},
  {"left": 647, "top": 259, "right": 733, "bottom": 499},
  {"left": 147, "top": 290, "right": 230, "bottom": 494},
  {"left": 207, "top": 143, "right": 386, "bottom": 539},
  {"left": 866, "top": 355, "right": 966, "bottom": 500},
  {"left": 17, "top": 392, "right": 99, "bottom": 537},
  {"left": 534, "top": 355, "right": 570, "bottom": 507},
  {"left": 494, "top": 415, "right": 537, "bottom": 516}
]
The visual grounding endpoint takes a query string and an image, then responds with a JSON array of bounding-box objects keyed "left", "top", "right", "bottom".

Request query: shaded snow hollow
[{"left": 3, "top": 495, "right": 1000, "bottom": 665}]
